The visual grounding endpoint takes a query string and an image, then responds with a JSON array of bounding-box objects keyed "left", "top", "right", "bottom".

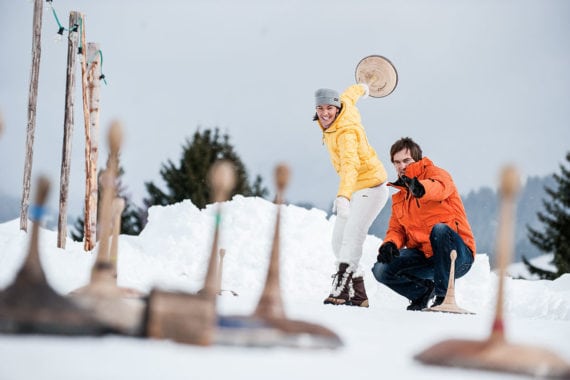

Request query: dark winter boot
[
  {"left": 406, "top": 281, "right": 435, "bottom": 311},
  {"left": 348, "top": 276, "right": 369, "bottom": 307},
  {"left": 324, "top": 263, "right": 352, "bottom": 306},
  {"left": 431, "top": 295, "right": 445, "bottom": 308}
]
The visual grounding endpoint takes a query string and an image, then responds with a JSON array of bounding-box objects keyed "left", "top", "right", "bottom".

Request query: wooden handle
[
  {"left": 23, "top": 175, "right": 51, "bottom": 281},
  {"left": 499, "top": 165, "right": 520, "bottom": 199},
  {"left": 110, "top": 197, "right": 126, "bottom": 269},
  {"left": 92, "top": 122, "right": 124, "bottom": 275},
  {"left": 202, "top": 161, "right": 236, "bottom": 297},
  {"left": 491, "top": 165, "right": 520, "bottom": 342},
  {"left": 34, "top": 176, "right": 50, "bottom": 206},
  {"left": 108, "top": 120, "right": 123, "bottom": 158},
  {"left": 275, "top": 164, "right": 290, "bottom": 200},
  {"left": 254, "top": 164, "right": 291, "bottom": 319},
  {"left": 208, "top": 160, "right": 237, "bottom": 203}
]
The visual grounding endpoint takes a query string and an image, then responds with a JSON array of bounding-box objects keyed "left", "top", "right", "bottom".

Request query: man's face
[{"left": 392, "top": 149, "right": 416, "bottom": 178}]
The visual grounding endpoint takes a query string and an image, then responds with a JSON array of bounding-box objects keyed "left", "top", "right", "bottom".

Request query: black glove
[
  {"left": 377, "top": 242, "right": 399, "bottom": 264},
  {"left": 401, "top": 175, "right": 425, "bottom": 198}
]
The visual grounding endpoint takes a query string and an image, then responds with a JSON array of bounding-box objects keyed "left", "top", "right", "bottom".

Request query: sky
[
  {"left": 1, "top": 0, "right": 569, "bottom": 218},
  {"left": 0, "top": 193, "right": 569, "bottom": 379}
]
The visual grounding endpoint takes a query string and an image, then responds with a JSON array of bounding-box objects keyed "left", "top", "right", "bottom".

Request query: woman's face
[{"left": 316, "top": 105, "right": 339, "bottom": 129}]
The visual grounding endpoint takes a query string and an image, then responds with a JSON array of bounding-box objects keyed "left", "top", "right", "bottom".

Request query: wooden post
[
  {"left": 78, "top": 14, "right": 92, "bottom": 251},
  {"left": 85, "top": 42, "right": 101, "bottom": 249},
  {"left": 20, "top": 0, "right": 44, "bottom": 232},
  {"left": 57, "top": 11, "right": 81, "bottom": 249}
]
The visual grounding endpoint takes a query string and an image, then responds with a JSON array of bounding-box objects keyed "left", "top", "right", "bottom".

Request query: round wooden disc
[{"left": 355, "top": 55, "right": 398, "bottom": 98}]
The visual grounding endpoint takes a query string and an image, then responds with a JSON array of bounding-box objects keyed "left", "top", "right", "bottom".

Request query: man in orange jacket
[{"left": 372, "top": 137, "right": 476, "bottom": 310}]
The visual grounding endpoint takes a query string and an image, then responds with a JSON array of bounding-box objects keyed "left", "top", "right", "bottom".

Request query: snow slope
[{"left": 0, "top": 196, "right": 569, "bottom": 380}]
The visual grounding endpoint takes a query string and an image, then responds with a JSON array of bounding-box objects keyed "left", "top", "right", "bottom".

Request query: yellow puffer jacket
[{"left": 317, "top": 84, "right": 387, "bottom": 199}]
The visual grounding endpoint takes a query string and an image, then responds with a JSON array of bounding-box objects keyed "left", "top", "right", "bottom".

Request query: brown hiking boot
[
  {"left": 349, "top": 276, "right": 369, "bottom": 307},
  {"left": 323, "top": 263, "right": 352, "bottom": 306}
]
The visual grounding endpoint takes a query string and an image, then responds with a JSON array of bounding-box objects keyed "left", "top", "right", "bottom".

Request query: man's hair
[{"left": 390, "top": 137, "right": 423, "bottom": 162}]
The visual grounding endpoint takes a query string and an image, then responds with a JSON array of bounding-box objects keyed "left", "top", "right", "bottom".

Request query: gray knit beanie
[{"left": 315, "top": 88, "right": 340, "bottom": 108}]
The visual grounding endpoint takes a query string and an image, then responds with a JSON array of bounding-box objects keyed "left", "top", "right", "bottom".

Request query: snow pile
[
  {"left": 1, "top": 195, "right": 569, "bottom": 320},
  {"left": 0, "top": 196, "right": 569, "bottom": 380}
]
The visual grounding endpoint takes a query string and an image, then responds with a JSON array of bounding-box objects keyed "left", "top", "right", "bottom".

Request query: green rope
[
  {"left": 98, "top": 50, "right": 107, "bottom": 85},
  {"left": 48, "top": 2, "right": 66, "bottom": 32},
  {"left": 84, "top": 49, "right": 107, "bottom": 85},
  {"left": 78, "top": 17, "right": 83, "bottom": 50},
  {"left": 46, "top": 1, "right": 107, "bottom": 85}
]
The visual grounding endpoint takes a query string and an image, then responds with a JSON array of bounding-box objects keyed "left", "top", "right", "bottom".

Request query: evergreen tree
[
  {"left": 524, "top": 152, "right": 570, "bottom": 279},
  {"left": 143, "top": 127, "right": 268, "bottom": 210},
  {"left": 71, "top": 165, "right": 144, "bottom": 242}
]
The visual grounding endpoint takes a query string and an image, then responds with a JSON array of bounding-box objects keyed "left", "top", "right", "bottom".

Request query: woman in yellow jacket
[{"left": 314, "top": 83, "right": 389, "bottom": 307}]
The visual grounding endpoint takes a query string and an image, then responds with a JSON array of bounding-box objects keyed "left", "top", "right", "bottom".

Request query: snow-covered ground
[{"left": 1, "top": 195, "right": 569, "bottom": 380}]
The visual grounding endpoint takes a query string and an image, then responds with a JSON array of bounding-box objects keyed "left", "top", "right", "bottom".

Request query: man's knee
[
  {"left": 429, "top": 223, "right": 454, "bottom": 247},
  {"left": 430, "top": 223, "right": 451, "bottom": 238},
  {"left": 371, "top": 262, "right": 388, "bottom": 284}
]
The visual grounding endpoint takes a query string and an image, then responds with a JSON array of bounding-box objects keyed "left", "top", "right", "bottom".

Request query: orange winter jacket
[
  {"left": 384, "top": 157, "right": 476, "bottom": 258},
  {"left": 317, "top": 84, "right": 387, "bottom": 199}
]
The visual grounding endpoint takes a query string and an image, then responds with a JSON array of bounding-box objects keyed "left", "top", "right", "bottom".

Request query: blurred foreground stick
[
  {"left": 0, "top": 176, "right": 112, "bottom": 335},
  {"left": 414, "top": 165, "right": 570, "bottom": 378},
  {"left": 145, "top": 160, "right": 236, "bottom": 345},
  {"left": 214, "top": 164, "right": 343, "bottom": 349},
  {"left": 68, "top": 122, "right": 146, "bottom": 336},
  {"left": 217, "top": 248, "right": 238, "bottom": 296}
]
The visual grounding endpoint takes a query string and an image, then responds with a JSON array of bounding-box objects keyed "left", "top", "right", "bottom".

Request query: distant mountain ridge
[
  {"left": 0, "top": 191, "right": 58, "bottom": 230},
  {"left": 1, "top": 175, "right": 556, "bottom": 265},
  {"left": 0, "top": 192, "right": 20, "bottom": 223}
]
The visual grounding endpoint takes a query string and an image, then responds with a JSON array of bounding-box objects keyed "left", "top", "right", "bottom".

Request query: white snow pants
[{"left": 331, "top": 182, "right": 389, "bottom": 276}]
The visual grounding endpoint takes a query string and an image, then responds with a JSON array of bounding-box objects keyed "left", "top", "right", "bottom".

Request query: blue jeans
[{"left": 371, "top": 224, "right": 474, "bottom": 302}]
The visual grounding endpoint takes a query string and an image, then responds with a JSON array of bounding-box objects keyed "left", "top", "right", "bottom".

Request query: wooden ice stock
[
  {"left": 0, "top": 177, "right": 111, "bottom": 335},
  {"left": 214, "top": 164, "right": 343, "bottom": 349},
  {"left": 69, "top": 122, "right": 146, "bottom": 336},
  {"left": 423, "top": 250, "right": 474, "bottom": 314},
  {"left": 414, "top": 165, "right": 570, "bottom": 378},
  {"left": 145, "top": 160, "right": 236, "bottom": 345}
]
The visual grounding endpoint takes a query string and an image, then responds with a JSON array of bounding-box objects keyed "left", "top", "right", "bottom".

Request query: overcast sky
[{"left": 1, "top": 0, "right": 569, "bottom": 217}]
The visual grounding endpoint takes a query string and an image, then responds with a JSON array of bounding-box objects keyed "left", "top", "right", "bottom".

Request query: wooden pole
[
  {"left": 85, "top": 42, "right": 101, "bottom": 248},
  {"left": 20, "top": 0, "right": 44, "bottom": 232},
  {"left": 78, "top": 15, "right": 94, "bottom": 251},
  {"left": 57, "top": 11, "right": 81, "bottom": 249}
]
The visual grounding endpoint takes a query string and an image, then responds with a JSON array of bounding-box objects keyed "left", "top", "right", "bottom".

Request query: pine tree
[
  {"left": 143, "top": 127, "right": 268, "bottom": 210},
  {"left": 524, "top": 151, "right": 570, "bottom": 279}
]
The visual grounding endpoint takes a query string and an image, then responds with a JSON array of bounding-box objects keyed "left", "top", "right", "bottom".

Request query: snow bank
[{"left": 0, "top": 196, "right": 569, "bottom": 320}]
